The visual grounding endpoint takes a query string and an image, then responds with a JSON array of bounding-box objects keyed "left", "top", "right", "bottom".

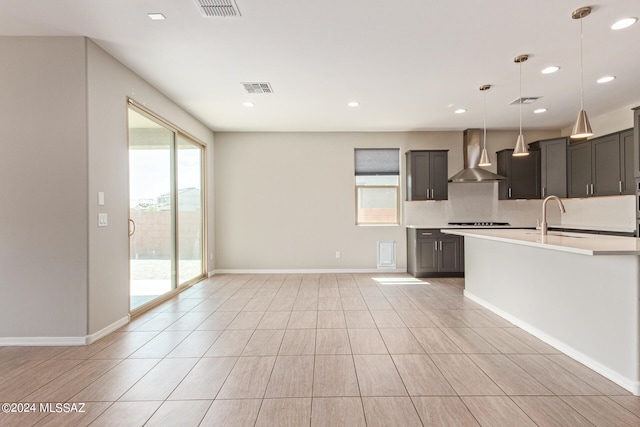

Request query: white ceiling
[{"left": 1, "top": 0, "right": 639, "bottom": 132}]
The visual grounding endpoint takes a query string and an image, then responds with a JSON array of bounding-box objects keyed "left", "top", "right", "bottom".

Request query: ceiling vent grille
[
  {"left": 510, "top": 96, "right": 541, "bottom": 105},
  {"left": 242, "top": 82, "right": 274, "bottom": 94},
  {"left": 192, "top": 0, "right": 241, "bottom": 17}
]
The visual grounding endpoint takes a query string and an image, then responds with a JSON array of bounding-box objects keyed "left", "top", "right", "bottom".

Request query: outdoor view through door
[{"left": 128, "top": 105, "right": 205, "bottom": 311}]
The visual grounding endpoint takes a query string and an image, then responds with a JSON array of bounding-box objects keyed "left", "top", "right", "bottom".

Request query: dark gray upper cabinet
[
  {"left": 567, "top": 141, "right": 592, "bottom": 197},
  {"left": 592, "top": 133, "right": 622, "bottom": 196},
  {"left": 568, "top": 129, "right": 634, "bottom": 197},
  {"left": 634, "top": 107, "right": 640, "bottom": 178},
  {"left": 622, "top": 129, "right": 634, "bottom": 194},
  {"left": 532, "top": 137, "right": 568, "bottom": 198},
  {"left": 496, "top": 149, "right": 541, "bottom": 200},
  {"left": 405, "top": 150, "right": 448, "bottom": 201}
]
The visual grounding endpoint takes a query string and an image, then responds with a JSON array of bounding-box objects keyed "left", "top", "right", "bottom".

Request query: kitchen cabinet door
[
  {"left": 497, "top": 149, "right": 541, "bottom": 199},
  {"left": 622, "top": 129, "right": 634, "bottom": 195},
  {"left": 540, "top": 137, "right": 568, "bottom": 198},
  {"left": 567, "top": 141, "right": 591, "bottom": 198},
  {"left": 511, "top": 149, "right": 541, "bottom": 199},
  {"left": 437, "top": 237, "right": 462, "bottom": 272},
  {"left": 407, "top": 151, "right": 430, "bottom": 200},
  {"left": 406, "top": 150, "right": 448, "bottom": 201},
  {"left": 592, "top": 133, "right": 623, "bottom": 196},
  {"left": 634, "top": 108, "right": 640, "bottom": 178},
  {"left": 417, "top": 239, "right": 439, "bottom": 273},
  {"left": 430, "top": 151, "right": 449, "bottom": 200}
]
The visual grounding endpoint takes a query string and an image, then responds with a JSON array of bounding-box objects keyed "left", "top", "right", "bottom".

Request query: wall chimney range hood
[{"left": 448, "top": 129, "right": 506, "bottom": 182}]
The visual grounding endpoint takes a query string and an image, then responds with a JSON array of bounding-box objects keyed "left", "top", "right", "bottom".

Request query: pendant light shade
[
  {"left": 570, "top": 6, "right": 594, "bottom": 140},
  {"left": 513, "top": 134, "right": 528, "bottom": 156},
  {"left": 479, "top": 84, "right": 492, "bottom": 167},
  {"left": 513, "top": 54, "right": 529, "bottom": 157},
  {"left": 571, "top": 109, "right": 593, "bottom": 139},
  {"left": 479, "top": 148, "right": 491, "bottom": 167}
]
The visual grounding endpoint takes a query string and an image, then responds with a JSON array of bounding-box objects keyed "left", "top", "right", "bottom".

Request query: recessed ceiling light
[
  {"left": 611, "top": 17, "right": 637, "bottom": 30},
  {"left": 148, "top": 13, "right": 166, "bottom": 20},
  {"left": 454, "top": 109, "right": 466, "bottom": 114},
  {"left": 242, "top": 101, "right": 254, "bottom": 107},
  {"left": 541, "top": 66, "right": 560, "bottom": 74},
  {"left": 597, "top": 76, "right": 616, "bottom": 83},
  {"left": 534, "top": 108, "right": 547, "bottom": 114},
  {"left": 347, "top": 101, "right": 360, "bottom": 107}
]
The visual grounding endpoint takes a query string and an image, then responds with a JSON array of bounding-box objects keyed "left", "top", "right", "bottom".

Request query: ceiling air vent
[
  {"left": 192, "top": 0, "right": 241, "bottom": 17},
  {"left": 510, "top": 97, "right": 541, "bottom": 105},
  {"left": 242, "top": 82, "right": 274, "bottom": 94}
]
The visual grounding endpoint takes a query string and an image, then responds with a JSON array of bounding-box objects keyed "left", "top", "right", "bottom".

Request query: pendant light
[
  {"left": 478, "top": 84, "right": 492, "bottom": 167},
  {"left": 513, "top": 54, "right": 529, "bottom": 157},
  {"left": 570, "top": 6, "right": 593, "bottom": 139}
]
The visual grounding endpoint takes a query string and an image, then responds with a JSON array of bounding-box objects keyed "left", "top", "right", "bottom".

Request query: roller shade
[{"left": 354, "top": 148, "right": 400, "bottom": 176}]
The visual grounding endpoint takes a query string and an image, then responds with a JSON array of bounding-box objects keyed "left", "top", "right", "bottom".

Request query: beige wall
[
  {"left": 0, "top": 37, "right": 88, "bottom": 338},
  {"left": 86, "top": 40, "right": 215, "bottom": 335},
  {"left": 213, "top": 129, "right": 560, "bottom": 271}
]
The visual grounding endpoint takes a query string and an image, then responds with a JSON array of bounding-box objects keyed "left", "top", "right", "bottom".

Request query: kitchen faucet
[{"left": 541, "top": 195, "right": 566, "bottom": 236}]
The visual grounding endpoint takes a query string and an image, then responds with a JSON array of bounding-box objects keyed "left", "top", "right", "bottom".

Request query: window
[{"left": 355, "top": 148, "right": 400, "bottom": 225}]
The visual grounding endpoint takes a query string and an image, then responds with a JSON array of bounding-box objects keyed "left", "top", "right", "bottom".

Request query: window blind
[{"left": 354, "top": 148, "right": 400, "bottom": 176}]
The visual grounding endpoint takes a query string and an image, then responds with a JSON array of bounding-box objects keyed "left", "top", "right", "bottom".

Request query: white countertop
[{"left": 441, "top": 228, "right": 640, "bottom": 256}]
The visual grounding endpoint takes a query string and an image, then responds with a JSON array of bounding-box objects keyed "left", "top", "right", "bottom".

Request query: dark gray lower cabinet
[{"left": 407, "top": 228, "right": 464, "bottom": 277}]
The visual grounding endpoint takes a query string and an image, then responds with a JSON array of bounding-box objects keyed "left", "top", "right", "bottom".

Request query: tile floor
[{"left": 1, "top": 273, "right": 639, "bottom": 426}]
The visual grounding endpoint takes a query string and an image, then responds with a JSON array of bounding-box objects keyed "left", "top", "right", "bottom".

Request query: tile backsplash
[{"left": 405, "top": 183, "right": 635, "bottom": 232}]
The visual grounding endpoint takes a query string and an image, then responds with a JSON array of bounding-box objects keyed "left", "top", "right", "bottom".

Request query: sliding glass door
[
  {"left": 177, "top": 135, "right": 204, "bottom": 285},
  {"left": 128, "top": 104, "right": 205, "bottom": 311}
]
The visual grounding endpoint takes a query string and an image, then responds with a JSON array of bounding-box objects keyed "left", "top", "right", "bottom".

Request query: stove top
[{"left": 448, "top": 221, "right": 511, "bottom": 226}]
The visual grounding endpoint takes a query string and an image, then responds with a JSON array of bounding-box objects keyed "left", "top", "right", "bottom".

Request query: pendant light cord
[
  {"left": 579, "top": 17, "right": 584, "bottom": 110},
  {"left": 519, "top": 60, "right": 523, "bottom": 134},
  {"left": 483, "top": 89, "right": 487, "bottom": 149}
]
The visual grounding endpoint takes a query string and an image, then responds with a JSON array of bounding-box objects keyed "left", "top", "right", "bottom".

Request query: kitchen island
[{"left": 442, "top": 228, "right": 640, "bottom": 395}]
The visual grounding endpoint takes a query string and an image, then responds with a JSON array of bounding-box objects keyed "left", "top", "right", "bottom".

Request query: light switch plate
[
  {"left": 98, "top": 213, "right": 108, "bottom": 227},
  {"left": 98, "top": 192, "right": 105, "bottom": 206}
]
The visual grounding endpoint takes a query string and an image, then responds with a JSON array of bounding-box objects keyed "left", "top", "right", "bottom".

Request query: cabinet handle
[
  {"left": 590, "top": 183, "right": 594, "bottom": 195},
  {"left": 508, "top": 188, "right": 512, "bottom": 198},
  {"left": 620, "top": 180, "right": 623, "bottom": 194},
  {"left": 542, "top": 187, "right": 546, "bottom": 198},
  {"left": 425, "top": 188, "right": 429, "bottom": 199},
  {"left": 586, "top": 184, "right": 589, "bottom": 195},
  {"left": 421, "top": 232, "right": 433, "bottom": 236},
  {"left": 434, "top": 241, "right": 437, "bottom": 251},
  {"left": 439, "top": 241, "right": 442, "bottom": 251}
]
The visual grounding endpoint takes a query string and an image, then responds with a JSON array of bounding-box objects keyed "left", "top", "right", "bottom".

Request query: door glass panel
[
  {"left": 128, "top": 108, "right": 175, "bottom": 310},
  {"left": 177, "top": 135, "right": 204, "bottom": 285}
]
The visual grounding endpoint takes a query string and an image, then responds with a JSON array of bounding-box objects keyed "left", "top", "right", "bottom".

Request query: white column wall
[{"left": 0, "top": 37, "right": 89, "bottom": 340}]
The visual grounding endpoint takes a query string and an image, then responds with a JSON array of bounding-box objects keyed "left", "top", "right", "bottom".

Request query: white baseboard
[
  {"left": 207, "top": 270, "right": 216, "bottom": 277},
  {"left": 465, "top": 291, "right": 640, "bottom": 396},
  {"left": 85, "top": 315, "right": 130, "bottom": 345},
  {"left": 214, "top": 268, "right": 407, "bottom": 274},
  {"left": 0, "top": 315, "right": 130, "bottom": 347},
  {"left": 0, "top": 336, "right": 87, "bottom": 346}
]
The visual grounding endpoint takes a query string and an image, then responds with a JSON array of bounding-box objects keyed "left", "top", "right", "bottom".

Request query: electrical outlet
[
  {"left": 98, "top": 213, "right": 108, "bottom": 227},
  {"left": 335, "top": 251, "right": 341, "bottom": 259}
]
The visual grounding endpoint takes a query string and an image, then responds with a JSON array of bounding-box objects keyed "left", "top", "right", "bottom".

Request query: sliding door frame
[{"left": 127, "top": 98, "right": 208, "bottom": 316}]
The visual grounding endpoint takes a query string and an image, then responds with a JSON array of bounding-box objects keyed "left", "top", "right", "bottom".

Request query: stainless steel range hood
[{"left": 448, "top": 129, "right": 506, "bottom": 182}]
